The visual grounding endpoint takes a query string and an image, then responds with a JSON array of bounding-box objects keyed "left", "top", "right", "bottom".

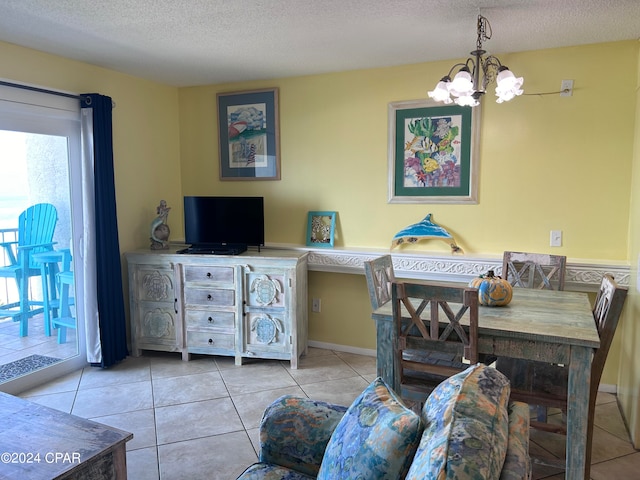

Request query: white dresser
[{"left": 126, "top": 248, "right": 308, "bottom": 368}]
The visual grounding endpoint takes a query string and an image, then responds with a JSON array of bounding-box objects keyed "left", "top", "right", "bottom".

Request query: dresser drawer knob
[
  {"left": 207, "top": 294, "right": 212, "bottom": 301},
  {"left": 208, "top": 316, "right": 214, "bottom": 323},
  {"left": 208, "top": 338, "right": 214, "bottom": 344},
  {"left": 206, "top": 272, "right": 212, "bottom": 278}
]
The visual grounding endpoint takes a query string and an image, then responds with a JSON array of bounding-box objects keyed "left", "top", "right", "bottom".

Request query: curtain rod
[{"left": 0, "top": 79, "right": 87, "bottom": 102}]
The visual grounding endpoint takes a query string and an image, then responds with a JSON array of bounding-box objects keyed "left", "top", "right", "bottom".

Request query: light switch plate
[{"left": 550, "top": 230, "right": 562, "bottom": 247}]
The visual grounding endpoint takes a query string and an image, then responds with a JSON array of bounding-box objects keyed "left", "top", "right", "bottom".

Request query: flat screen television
[{"left": 182, "top": 196, "right": 264, "bottom": 254}]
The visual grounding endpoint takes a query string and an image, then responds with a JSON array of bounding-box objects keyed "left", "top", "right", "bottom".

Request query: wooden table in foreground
[
  {"left": 0, "top": 392, "right": 133, "bottom": 479},
  {"left": 372, "top": 287, "right": 600, "bottom": 480}
]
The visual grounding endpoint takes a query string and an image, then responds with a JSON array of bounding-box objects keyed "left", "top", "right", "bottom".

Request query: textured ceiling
[{"left": 0, "top": 0, "right": 638, "bottom": 87}]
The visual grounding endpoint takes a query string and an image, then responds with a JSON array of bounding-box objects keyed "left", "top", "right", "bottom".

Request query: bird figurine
[{"left": 391, "top": 213, "right": 463, "bottom": 254}]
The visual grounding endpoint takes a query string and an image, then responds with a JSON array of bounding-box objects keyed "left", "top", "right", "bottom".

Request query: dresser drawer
[
  {"left": 185, "top": 310, "right": 235, "bottom": 329},
  {"left": 184, "top": 266, "right": 234, "bottom": 284},
  {"left": 184, "top": 288, "right": 235, "bottom": 307},
  {"left": 187, "top": 331, "right": 235, "bottom": 351}
]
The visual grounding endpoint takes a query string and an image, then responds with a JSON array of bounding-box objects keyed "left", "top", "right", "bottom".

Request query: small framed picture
[
  {"left": 217, "top": 88, "right": 280, "bottom": 180},
  {"left": 306, "top": 211, "right": 337, "bottom": 248}
]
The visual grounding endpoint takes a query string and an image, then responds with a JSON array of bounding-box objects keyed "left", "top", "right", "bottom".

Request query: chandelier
[{"left": 428, "top": 15, "right": 523, "bottom": 107}]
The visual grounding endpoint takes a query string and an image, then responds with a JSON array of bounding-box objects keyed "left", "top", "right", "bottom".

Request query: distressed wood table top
[
  {"left": 476, "top": 288, "right": 599, "bottom": 348},
  {"left": 373, "top": 287, "right": 600, "bottom": 349},
  {"left": 0, "top": 392, "right": 132, "bottom": 479}
]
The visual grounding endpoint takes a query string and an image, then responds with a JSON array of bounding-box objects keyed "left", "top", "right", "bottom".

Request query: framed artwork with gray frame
[
  {"left": 217, "top": 88, "right": 280, "bottom": 180},
  {"left": 388, "top": 98, "right": 480, "bottom": 203}
]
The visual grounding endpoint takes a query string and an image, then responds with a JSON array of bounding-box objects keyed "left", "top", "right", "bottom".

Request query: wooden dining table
[{"left": 371, "top": 287, "right": 600, "bottom": 480}]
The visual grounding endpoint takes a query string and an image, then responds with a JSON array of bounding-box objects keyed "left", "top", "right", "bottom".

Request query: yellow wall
[
  {"left": 179, "top": 41, "right": 635, "bottom": 259},
  {"left": 618, "top": 43, "right": 640, "bottom": 447},
  {"left": 0, "top": 41, "right": 183, "bottom": 257},
  {"left": 178, "top": 41, "right": 638, "bottom": 360}
]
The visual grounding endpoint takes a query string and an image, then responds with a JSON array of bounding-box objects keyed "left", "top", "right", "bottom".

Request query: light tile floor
[{"left": 17, "top": 347, "right": 640, "bottom": 480}]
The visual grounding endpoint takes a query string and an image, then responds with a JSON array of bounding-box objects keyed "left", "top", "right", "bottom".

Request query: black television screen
[{"left": 183, "top": 196, "right": 264, "bottom": 253}]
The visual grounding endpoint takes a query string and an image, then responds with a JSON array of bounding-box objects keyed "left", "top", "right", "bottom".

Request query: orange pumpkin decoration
[{"left": 469, "top": 270, "right": 513, "bottom": 307}]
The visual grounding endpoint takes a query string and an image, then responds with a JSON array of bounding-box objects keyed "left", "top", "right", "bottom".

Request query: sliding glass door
[{"left": 0, "top": 85, "right": 87, "bottom": 393}]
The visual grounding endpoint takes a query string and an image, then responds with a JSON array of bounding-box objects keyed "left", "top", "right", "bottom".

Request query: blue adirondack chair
[{"left": 0, "top": 203, "right": 58, "bottom": 336}]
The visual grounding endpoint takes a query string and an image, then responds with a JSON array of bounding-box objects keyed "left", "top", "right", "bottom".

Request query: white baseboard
[
  {"left": 599, "top": 383, "right": 617, "bottom": 394},
  {"left": 307, "top": 340, "right": 376, "bottom": 357}
]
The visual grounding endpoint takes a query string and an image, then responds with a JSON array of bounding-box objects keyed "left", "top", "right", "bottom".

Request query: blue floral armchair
[{"left": 238, "top": 364, "right": 531, "bottom": 480}]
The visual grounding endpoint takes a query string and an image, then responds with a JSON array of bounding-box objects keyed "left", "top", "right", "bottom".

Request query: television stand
[
  {"left": 177, "top": 244, "right": 247, "bottom": 255},
  {"left": 126, "top": 248, "right": 308, "bottom": 368}
]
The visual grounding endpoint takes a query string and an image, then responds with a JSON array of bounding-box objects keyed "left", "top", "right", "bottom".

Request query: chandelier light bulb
[
  {"left": 448, "top": 87, "right": 470, "bottom": 99},
  {"left": 495, "top": 67, "right": 523, "bottom": 103},
  {"left": 496, "top": 68, "right": 521, "bottom": 89},
  {"left": 495, "top": 91, "right": 516, "bottom": 103},
  {"left": 428, "top": 80, "right": 453, "bottom": 103},
  {"left": 455, "top": 94, "right": 479, "bottom": 107},
  {"left": 450, "top": 68, "right": 474, "bottom": 95}
]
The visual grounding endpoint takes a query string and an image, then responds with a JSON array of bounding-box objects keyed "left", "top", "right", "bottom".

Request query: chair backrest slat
[
  {"left": 19, "top": 203, "right": 57, "bottom": 246},
  {"left": 591, "top": 274, "right": 627, "bottom": 388},
  {"left": 502, "top": 251, "right": 567, "bottom": 290},
  {"left": 364, "top": 255, "right": 395, "bottom": 310},
  {"left": 18, "top": 203, "right": 58, "bottom": 269},
  {"left": 392, "top": 281, "right": 479, "bottom": 398}
]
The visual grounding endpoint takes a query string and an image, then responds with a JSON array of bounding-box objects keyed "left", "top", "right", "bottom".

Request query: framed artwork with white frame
[{"left": 388, "top": 98, "right": 480, "bottom": 204}]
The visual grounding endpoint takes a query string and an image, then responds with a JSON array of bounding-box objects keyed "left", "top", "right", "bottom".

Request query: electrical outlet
[
  {"left": 550, "top": 230, "right": 562, "bottom": 247},
  {"left": 312, "top": 298, "right": 321, "bottom": 313},
  {"left": 560, "top": 79, "right": 573, "bottom": 97}
]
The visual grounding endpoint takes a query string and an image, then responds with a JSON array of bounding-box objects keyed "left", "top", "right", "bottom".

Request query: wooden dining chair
[
  {"left": 392, "top": 281, "right": 479, "bottom": 406},
  {"left": 364, "top": 255, "right": 395, "bottom": 310},
  {"left": 501, "top": 251, "right": 568, "bottom": 421},
  {"left": 502, "top": 251, "right": 567, "bottom": 290},
  {"left": 496, "top": 274, "right": 627, "bottom": 475}
]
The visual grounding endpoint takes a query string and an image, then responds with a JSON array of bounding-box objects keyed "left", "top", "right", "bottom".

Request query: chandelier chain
[{"left": 476, "top": 15, "right": 492, "bottom": 51}]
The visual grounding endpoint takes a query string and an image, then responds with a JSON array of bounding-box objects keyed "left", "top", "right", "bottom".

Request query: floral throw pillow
[
  {"left": 317, "top": 377, "right": 423, "bottom": 479},
  {"left": 406, "top": 364, "right": 511, "bottom": 480}
]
